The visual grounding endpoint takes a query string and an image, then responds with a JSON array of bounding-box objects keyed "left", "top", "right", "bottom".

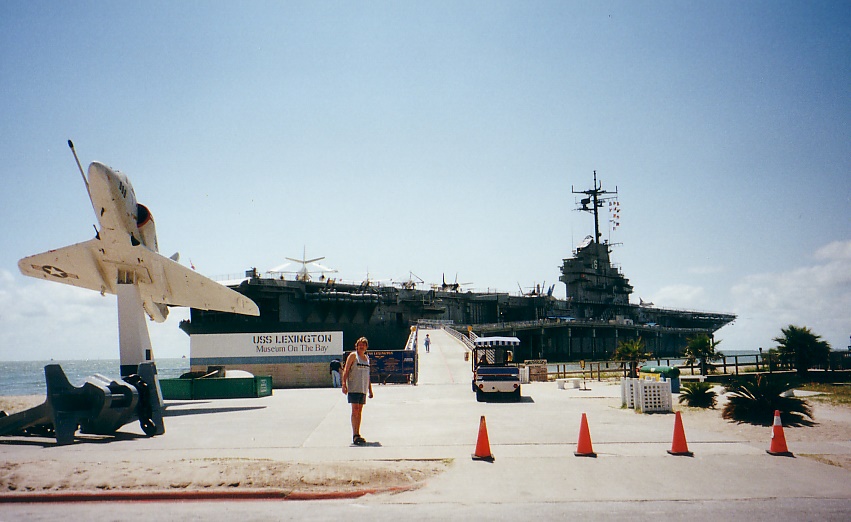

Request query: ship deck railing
[
  {"left": 473, "top": 318, "right": 727, "bottom": 335},
  {"left": 561, "top": 298, "right": 737, "bottom": 318},
  {"left": 441, "top": 325, "right": 475, "bottom": 351}
]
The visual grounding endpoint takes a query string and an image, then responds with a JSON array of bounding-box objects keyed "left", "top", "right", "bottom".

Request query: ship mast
[{"left": 572, "top": 170, "right": 618, "bottom": 245}]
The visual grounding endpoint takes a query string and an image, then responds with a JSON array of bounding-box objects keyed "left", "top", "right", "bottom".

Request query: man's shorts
[{"left": 347, "top": 392, "right": 366, "bottom": 404}]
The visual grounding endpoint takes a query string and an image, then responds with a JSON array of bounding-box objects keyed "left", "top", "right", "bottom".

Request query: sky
[{"left": 1, "top": 1, "right": 849, "bottom": 363}]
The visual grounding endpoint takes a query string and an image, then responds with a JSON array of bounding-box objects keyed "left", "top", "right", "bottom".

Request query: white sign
[{"left": 191, "top": 331, "right": 343, "bottom": 359}]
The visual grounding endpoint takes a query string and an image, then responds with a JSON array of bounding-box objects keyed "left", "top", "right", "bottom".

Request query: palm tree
[
  {"left": 613, "top": 338, "right": 650, "bottom": 378},
  {"left": 773, "top": 325, "right": 831, "bottom": 378},
  {"left": 683, "top": 334, "right": 723, "bottom": 376},
  {"left": 722, "top": 375, "right": 813, "bottom": 426}
]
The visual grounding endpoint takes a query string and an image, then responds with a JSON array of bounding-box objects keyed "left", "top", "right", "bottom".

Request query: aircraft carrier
[{"left": 179, "top": 173, "right": 736, "bottom": 363}]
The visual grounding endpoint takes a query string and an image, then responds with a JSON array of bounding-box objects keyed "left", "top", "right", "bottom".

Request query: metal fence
[{"left": 548, "top": 352, "right": 851, "bottom": 381}]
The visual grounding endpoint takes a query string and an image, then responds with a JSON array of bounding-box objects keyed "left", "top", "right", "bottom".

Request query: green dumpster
[
  {"left": 639, "top": 365, "right": 681, "bottom": 393},
  {"left": 159, "top": 377, "right": 193, "bottom": 400},
  {"left": 159, "top": 375, "right": 273, "bottom": 400}
]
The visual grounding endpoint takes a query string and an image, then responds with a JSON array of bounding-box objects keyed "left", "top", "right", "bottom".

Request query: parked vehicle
[{"left": 472, "top": 336, "right": 522, "bottom": 401}]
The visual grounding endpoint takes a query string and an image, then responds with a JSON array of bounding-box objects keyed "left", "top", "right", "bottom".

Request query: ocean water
[{"left": 0, "top": 358, "right": 190, "bottom": 396}]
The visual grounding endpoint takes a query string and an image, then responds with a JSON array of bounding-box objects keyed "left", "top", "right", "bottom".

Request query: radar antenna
[{"left": 572, "top": 170, "right": 618, "bottom": 245}]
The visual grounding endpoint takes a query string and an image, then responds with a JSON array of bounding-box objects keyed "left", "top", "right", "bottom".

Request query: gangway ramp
[{"left": 416, "top": 328, "right": 471, "bottom": 385}]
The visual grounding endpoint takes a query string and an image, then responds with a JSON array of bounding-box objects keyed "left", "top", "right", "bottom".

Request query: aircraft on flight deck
[
  {"left": 266, "top": 247, "right": 338, "bottom": 282},
  {"left": 518, "top": 282, "right": 555, "bottom": 297},
  {"left": 394, "top": 271, "right": 424, "bottom": 290},
  {"left": 435, "top": 273, "right": 472, "bottom": 292},
  {"left": 18, "top": 141, "right": 259, "bottom": 373}
]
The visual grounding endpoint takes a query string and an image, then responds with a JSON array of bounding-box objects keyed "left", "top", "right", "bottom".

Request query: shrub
[
  {"left": 721, "top": 375, "right": 813, "bottom": 426},
  {"left": 678, "top": 382, "right": 717, "bottom": 409}
]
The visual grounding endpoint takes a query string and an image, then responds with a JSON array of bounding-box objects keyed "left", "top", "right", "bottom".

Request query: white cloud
[
  {"left": 726, "top": 239, "right": 851, "bottom": 351},
  {"left": 0, "top": 269, "right": 190, "bottom": 361},
  {"left": 650, "top": 284, "right": 707, "bottom": 309},
  {"left": 815, "top": 240, "right": 851, "bottom": 261}
]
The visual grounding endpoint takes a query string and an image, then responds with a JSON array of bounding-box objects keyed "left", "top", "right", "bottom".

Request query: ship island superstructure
[{"left": 179, "top": 173, "right": 735, "bottom": 387}]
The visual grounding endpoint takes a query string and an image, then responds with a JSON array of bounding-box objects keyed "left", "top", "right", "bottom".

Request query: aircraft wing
[
  {"left": 18, "top": 239, "right": 113, "bottom": 295},
  {"left": 140, "top": 254, "right": 260, "bottom": 317},
  {"left": 20, "top": 239, "right": 260, "bottom": 320}
]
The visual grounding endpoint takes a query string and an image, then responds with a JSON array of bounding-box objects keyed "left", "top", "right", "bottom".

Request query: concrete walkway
[{"left": 3, "top": 327, "right": 850, "bottom": 520}]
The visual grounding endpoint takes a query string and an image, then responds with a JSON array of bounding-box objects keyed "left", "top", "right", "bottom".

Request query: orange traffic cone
[
  {"left": 472, "top": 415, "right": 495, "bottom": 462},
  {"left": 574, "top": 412, "right": 597, "bottom": 457},
  {"left": 767, "top": 410, "right": 793, "bottom": 457},
  {"left": 667, "top": 411, "right": 694, "bottom": 456}
]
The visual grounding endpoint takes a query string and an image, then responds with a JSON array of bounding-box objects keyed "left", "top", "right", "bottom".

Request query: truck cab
[{"left": 472, "top": 336, "right": 522, "bottom": 401}]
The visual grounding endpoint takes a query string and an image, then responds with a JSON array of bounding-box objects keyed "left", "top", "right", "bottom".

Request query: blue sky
[{"left": 1, "top": 1, "right": 849, "bottom": 362}]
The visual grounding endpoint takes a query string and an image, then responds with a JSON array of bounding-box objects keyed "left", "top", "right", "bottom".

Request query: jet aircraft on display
[{"left": 18, "top": 141, "right": 259, "bottom": 374}]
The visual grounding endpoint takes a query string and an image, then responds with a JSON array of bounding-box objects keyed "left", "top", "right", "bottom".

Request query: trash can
[{"left": 639, "top": 365, "right": 681, "bottom": 393}]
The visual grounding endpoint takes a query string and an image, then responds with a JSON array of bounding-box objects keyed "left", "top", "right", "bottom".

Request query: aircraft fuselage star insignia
[{"left": 38, "top": 265, "right": 78, "bottom": 279}]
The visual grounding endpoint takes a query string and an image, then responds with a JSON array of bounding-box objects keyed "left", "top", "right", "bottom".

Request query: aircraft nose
[{"left": 87, "top": 161, "right": 113, "bottom": 188}]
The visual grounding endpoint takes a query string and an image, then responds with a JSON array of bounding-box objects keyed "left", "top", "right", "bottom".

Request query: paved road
[{"left": 4, "top": 328, "right": 851, "bottom": 520}]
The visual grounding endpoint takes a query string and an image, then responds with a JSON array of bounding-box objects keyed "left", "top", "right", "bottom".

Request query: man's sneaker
[{"left": 353, "top": 435, "right": 366, "bottom": 445}]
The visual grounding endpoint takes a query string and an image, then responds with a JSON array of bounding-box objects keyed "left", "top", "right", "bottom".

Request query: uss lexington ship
[{"left": 179, "top": 173, "right": 735, "bottom": 386}]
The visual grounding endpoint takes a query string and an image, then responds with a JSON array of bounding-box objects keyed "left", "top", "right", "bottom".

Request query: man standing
[
  {"left": 329, "top": 358, "right": 342, "bottom": 387},
  {"left": 424, "top": 333, "right": 431, "bottom": 353},
  {"left": 342, "top": 337, "right": 373, "bottom": 445}
]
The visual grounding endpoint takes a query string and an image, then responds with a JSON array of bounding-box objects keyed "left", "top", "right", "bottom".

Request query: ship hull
[{"left": 180, "top": 278, "right": 734, "bottom": 368}]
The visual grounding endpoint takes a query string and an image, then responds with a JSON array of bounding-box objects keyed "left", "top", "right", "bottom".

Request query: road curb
[{"left": 0, "top": 484, "right": 418, "bottom": 503}]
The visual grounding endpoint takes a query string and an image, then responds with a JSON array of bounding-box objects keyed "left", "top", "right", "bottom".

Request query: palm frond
[
  {"left": 678, "top": 382, "right": 717, "bottom": 409},
  {"left": 721, "top": 375, "right": 813, "bottom": 426}
]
